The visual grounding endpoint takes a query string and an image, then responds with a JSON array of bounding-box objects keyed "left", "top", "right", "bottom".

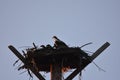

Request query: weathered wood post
[{"left": 51, "top": 64, "right": 62, "bottom": 80}]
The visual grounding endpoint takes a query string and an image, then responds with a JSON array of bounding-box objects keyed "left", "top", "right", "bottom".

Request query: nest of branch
[{"left": 13, "top": 44, "right": 91, "bottom": 79}]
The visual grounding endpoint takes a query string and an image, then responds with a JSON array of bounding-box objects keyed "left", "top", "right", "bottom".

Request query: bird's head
[
  {"left": 52, "top": 36, "right": 57, "bottom": 39},
  {"left": 40, "top": 45, "right": 45, "bottom": 48},
  {"left": 52, "top": 36, "right": 59, "bottom": 42}
]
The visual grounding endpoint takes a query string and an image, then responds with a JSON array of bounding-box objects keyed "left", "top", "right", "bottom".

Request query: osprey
[
  {"left": 40, "top": 44, "right": 53, "bottom": 49},
  {"left": 52, "top": 36, "right": 68, "bottom": 49}
]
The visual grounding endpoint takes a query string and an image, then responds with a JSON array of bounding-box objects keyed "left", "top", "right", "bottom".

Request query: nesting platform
[
  {"left": 8, "top": 42, "right": 110, "bottom": 80},
  {"left": 25, "top": 47, "right": 90, "bottom": 72}
]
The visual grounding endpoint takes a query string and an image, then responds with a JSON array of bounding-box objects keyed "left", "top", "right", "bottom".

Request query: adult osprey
[{"left": 52, "top": 36, "right": 68, "bottom": 49}]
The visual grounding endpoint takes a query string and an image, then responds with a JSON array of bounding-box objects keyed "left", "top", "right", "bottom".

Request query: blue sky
[{"left": 0, "top": 0, "right": 120, "bottom": 80}]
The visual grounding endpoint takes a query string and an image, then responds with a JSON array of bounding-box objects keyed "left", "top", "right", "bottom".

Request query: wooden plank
[
  {"left": 65, "top": 42, "right": 110, "bottom": 80},
  {"left": 90, "top": 42, "right": 110, "bottom": 61},
  {"left": 8, "top": 45, "right": 45, "bottom": 80}
]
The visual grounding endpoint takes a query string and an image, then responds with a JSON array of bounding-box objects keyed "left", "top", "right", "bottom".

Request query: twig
[{"left": 93, "top": 61, "right": 106, "bottom": 72}]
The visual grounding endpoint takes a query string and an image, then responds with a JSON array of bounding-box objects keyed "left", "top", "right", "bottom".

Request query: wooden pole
[
  {"left": 65, "top": 42, "right": 110, "bottom": 80},
  {"left": 8, "top": 45, "right": 45, "bottom": 80},
  {"left": 50, "top": 63, "right": 62, "bottom": 80}
]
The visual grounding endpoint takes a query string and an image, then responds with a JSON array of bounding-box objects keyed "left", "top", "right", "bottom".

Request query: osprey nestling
[{"left": 52, "top": 36, "right": 68, "bottom": 49}]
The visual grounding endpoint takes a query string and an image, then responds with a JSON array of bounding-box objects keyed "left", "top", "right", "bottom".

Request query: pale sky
[{"left": 0, "top": 0, "right": 120, "bottom": 80}]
